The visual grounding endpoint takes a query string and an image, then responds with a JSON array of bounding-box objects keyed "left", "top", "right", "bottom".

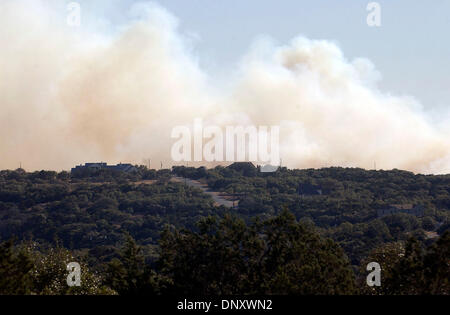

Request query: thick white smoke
[{"left": 0, "top": 0, "right": 449, "bottom": 174}]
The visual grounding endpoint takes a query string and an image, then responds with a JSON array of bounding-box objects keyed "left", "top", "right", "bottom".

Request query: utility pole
[
  {"left": 232, "top": 187, "right": 235, "bottom": 208},
  {"left": 142, "top": 158, "right": 151, "bottom": 169}
]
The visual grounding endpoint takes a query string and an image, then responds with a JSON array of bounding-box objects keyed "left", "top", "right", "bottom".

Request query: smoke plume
[{"left": 0, "top": 0, "right": 449, "bottom": 174}]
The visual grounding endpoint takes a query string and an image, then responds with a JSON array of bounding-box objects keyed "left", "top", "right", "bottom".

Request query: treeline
[
  {"left": 0, "top": 238, "right": 114, "bottom": 295},
  {"left": 173, "top": 163, "right": 450, "bottom": 264},
  {"left": 0, "top": 164, "right": 449, "bottom": 294},
  {"left": 2, "top": 211, "right": 448, "bottom": 295},
  {"left": 360, "top": 231, "right": 450, "bottom": 295},
  {"left": 1, "top": 166, "right": 170, "bottom": 184},
  {"left": 0, "top": 167, "right": 224, "bottom": 266}
]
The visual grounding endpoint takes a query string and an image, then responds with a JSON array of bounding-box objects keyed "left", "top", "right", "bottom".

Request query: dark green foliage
[
  {"left": 175, "top": 165, "right": 450, "bottom": 264},
  {"left": 105, "top": 234, "right": 169, "bottom": 295},
  {"left": 0, "top": 169, "right": 219, "bottom": 265},
  {"left": 361, "top": 232, "right": 450, "bottom": 295},
  {"left": 0, "top": 239, "right": 33, "bottom": 294},
  {"left": 158, "top": 210, "right": 357, "bottom": 295},
  {"left": 0, "top": 239, "right": 114, "bottom": 295},
  {"left": 0, "top": 165, "right": 449, "bottom": 295}
]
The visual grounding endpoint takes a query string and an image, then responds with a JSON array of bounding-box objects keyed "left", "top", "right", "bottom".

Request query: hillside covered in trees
[{"left": 0, "top": 164, "right": 449, "bottom": 295}]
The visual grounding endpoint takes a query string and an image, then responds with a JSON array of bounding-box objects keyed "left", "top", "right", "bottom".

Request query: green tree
[
  {"left": 361, "top": 232, "right": 450, "bottom": 295},
  {"left": 159, "top": 209, "right": 357, "bottom": 295},
  {"left": 0, "top": 239, "right": 33, "bottom": 294},
  {"left": 30, "top": 243, "right": 115, "bottom": 295},
  {"left": 105, "top": 234, "right": 169, "bottom": 295},
  {"left": 421, "top": 231, "right": 450, "bottom": 294}
]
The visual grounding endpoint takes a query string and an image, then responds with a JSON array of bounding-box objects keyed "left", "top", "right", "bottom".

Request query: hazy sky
[{"left": 78, "top": 0, "right": 450, "bottom": 110}]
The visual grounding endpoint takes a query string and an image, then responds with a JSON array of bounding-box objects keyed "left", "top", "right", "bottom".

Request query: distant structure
[
  {"left": 71, "top": 162, "right": 137, "bottom": 173},
  {"left": 228, "top": 162, "right": 256, "bottom": 170},
  {"left": 227, "top": 162, "right": 257, "bottom": 176},
  {"left": 377, "top": 204, "right": 424, "bottom": 218},
  {"left": 298, "top": 183, "right": 324, "bottom": 196}
]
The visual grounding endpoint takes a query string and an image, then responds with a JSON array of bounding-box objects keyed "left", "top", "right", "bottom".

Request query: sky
[
  {"left": 1, "top": 0, "right": 450, "bottom": 173},
  {"left": 80, "top": 0, "right": 450, "bottom": 110}
]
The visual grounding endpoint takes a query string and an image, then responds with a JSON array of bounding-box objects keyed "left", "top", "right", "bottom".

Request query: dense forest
[{"left": 0, "top": 163, "right": 449, "bottom": 294}]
